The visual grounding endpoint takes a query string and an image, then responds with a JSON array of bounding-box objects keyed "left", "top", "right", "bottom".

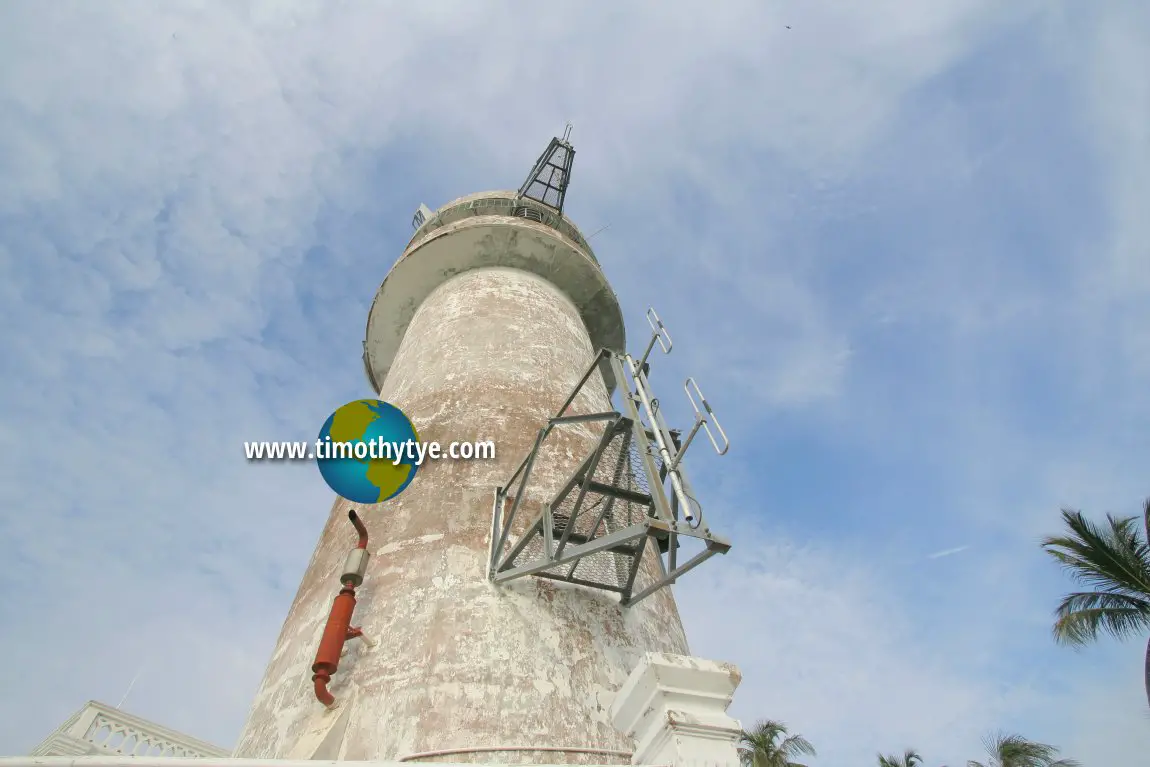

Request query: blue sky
[{"left": 1, "top": 2, "right": 1148, "bottom": 765}]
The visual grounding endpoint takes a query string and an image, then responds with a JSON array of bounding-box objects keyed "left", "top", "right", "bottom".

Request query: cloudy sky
[{"left": 1, "top": 2, "right": 1148, "bottom": 765}]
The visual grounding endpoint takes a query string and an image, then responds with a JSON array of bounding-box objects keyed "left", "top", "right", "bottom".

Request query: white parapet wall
[
  {"left": 26, "top": 702, "right": 228, "bottom": 760},
  {"left": 6, "top": 760, "right": 365, "bottom": 767},
  {"left": 611, "top": 654, "right": 745, "bottom": 767}
]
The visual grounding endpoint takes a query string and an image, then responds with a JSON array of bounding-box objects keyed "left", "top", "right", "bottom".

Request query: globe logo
[{"left": 316, "top": 399, "right": 420, "bottom": 504}]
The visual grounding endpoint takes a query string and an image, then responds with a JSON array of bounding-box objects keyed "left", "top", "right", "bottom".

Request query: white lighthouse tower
[{"left": 230, "top": 132, "right": 742, "bottom": 766}]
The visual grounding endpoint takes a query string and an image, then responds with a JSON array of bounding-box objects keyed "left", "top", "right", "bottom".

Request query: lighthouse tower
[{"left": 232, "top": 133, "right": 737, "bottom": 765}]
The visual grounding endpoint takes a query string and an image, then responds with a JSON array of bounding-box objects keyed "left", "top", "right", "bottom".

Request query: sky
[{"left": 1, "top": 2, "right": 1148, "bottom": 766}]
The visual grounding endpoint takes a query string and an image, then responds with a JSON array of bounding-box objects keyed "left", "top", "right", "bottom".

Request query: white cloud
[
  {"left": 1, "top": 1, "right": 1148, "bottom": 765},
  {"left": 680, "top": 539, "right": 999, "bottom": 766},
  {"left": 1066, "top": 653, "right": 1150, "bottom": 766},
  {"left": 679, "top": 522, "right": 1150, "bottom": 766}
]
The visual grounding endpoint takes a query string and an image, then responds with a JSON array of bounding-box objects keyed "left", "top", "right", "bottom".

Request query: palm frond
[
  {"left": 978, "top": 731, "right": 1078, "bottom": 767},
  {"left": 779, "top": 733, "right": 816, "bottom": 759},
  {"left": 878, "top": 749, "right": 922, "bottom": 767},
  {"left": 1041, "top": 509, "right": 1150, "bottom": 597},
  {"left": 738, "top": 719, "right": 814, "bottom": 767},
  {"left": 1051, "top": 591, "right": 1150, "bottom": 645}
]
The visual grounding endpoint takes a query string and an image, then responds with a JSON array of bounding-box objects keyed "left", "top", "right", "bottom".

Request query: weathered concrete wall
[
  {"left": 234, "top": 266, "right": 689, "bottom": 763},
  {"left": 363, "top": 208, "right": 625, "bottom": 396}
]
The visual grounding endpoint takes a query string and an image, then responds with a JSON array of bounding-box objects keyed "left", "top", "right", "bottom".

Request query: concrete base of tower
[
  {"left": 234, "top": 267, "right": 690, "bottom": 764},
  {"left": 228, "top": 651, "right": 745, "bottom": 767}
]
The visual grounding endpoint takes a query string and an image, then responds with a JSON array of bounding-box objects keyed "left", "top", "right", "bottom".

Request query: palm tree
[
  {"left": 1041, "top": 499, "right": 1150, "bottom": 709},
  {"left": 966, "top": 732, "right": 1079, "bottom": 767},
  {"left": 737, "top": 719, "right": 816, "bottom": 767},
  {"left": 878, "top": 748, "right": 923, "bottom": 767}
]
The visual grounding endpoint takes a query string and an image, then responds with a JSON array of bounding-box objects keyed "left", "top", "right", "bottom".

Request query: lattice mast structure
[{"left": 232, "top": 129, "right": 732, "bottom": 764}]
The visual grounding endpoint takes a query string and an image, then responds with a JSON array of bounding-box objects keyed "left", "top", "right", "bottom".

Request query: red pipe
[
  {"left": 314, "top": 674, "right": 336, "bottom": 708},
  {"left": 311, "top": 510, "right": 369, "bottom": 707},
  {"left": 349, "top": 509, "right": 368, "bottom": 549}
]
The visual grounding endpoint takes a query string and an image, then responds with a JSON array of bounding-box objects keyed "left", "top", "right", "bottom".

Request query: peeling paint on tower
[{"left": 232, "top": 188, "right": 691, "bottom": 764}]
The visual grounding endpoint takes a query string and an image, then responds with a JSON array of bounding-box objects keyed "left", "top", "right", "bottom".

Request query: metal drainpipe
[
  {"left": 396, "top": 746, "right": 633, "bottom": 762},
  {"left": 310, "top": 510, "right": 371, "bottom": 708}
]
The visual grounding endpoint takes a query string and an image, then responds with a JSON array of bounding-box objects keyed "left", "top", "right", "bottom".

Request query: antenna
[
  {"left": 517, "top": 127, "right": 576, "bottom": 216},
  {"left": 411, "top": 203, "right": 433, "bottom": 231},
  {"left": 488, "top": 308, "right": 731, "bottom": 607}
]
